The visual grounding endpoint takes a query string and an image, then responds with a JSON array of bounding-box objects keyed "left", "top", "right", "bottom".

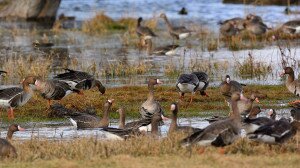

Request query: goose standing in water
[
  {"left": 168, "top": 103, "right": 202, "bottom": 134},
  {"left": 160, "top": 13, "right": 192, "bottom": 41},
  {"left": 136, "top": 17, "right": 157, "bottom": 45},
  {"left": 34, "top": 78, "right": 82, "bottom": 107},
  {"left": 247, "top": 118, "right": 299, "bottom": 144},
  {"left": 176, "top": 72, "right": 209, "bottom": 104},
  {"left": 0, "top": 76, "right": 37, "bottom": 119},
  {"left": 53, "top": 69, "right": 105, "bottom": 95},
  {"left": 68, "top": 99, "right": 114, "bottom": 129},
  {"left": 181, "top": 92, "right": 246, "bottom": 147},
  {"left": 140, "top": 79, "right": 168, "bottom": 120},
  {"left": 145, "top": 39, "right": 179, "bottom": 56},
  {"left": 280, "top": 67, "right": 300, "bottom": 104},
  {"left": 0, "top": 124, "right": 25, "bottom": 157}
]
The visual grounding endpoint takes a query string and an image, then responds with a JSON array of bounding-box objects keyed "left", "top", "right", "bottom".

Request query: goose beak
[
  {"left": 279, "top": 70, "right": 285, "bottom": 77},
  {"left": 156, "top": 79, "right": 163, "bottom": 84},
  {"left": 18, "top": 126, "right": 25, "bottom": 131},
  {"left": 240, "top": 94, "right": 248, "bottom": 101},
  {"left": 161, "top": 114, "right": 169, "bottom": 121},
  {"left": 108, "top": 99, "right": 114, "bottom": 103},
  {"left": 255, "top": 97, "right": 260, "bottom": 103}
]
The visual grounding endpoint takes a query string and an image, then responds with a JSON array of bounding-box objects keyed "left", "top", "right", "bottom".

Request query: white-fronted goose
[
  {"left": 168, "top": 103, "right": 202, "bottom": 134},
  {"left": 220, "top": 75, "right": 245, "bottom": 99},
  {"left": 243, "top": 109, "right": 276, "bottom": 134},
  {"left": 145, "top": 39, "right": 179, "bottom": 56},
  {"left": 0, "top": 124, "right": 25, "bottom": 158},
  {"left": 176, "top": 73, "right": 199, "bottom": 103},
  {"left": 181, "top": 92, "right": 246, "bottom": 147},
  {"left": 280, "top": 67, "right": 300, "bottom": 102},
  {"left": 247, "top": 118, "right": 299, "bottom": 144},
  {"left": 68, "top": 99, "right": 114, "bottom": 129},
  {"left": 281, "top": 20, "right": 300, "bottom": 34},
  {"left": 54, "top": 69, "right": 105, "bottom": 95},
  {"left": 0, "top": 76, "right": 37, "bottom": 119},
  {"left": 237, "top": 93, "right": 260, "bottom": 116},
  {"left": 136, "top": 17, "right": 157, "bottom": 41},
  {"left": 160, "top": 13, "right": 192, "bottom": 40},
  {"left": 34, "top": 79, "right": 82, "bottom": 107},
  {"left": 140, "top": 79, "right": 167, "bottom": 120}
]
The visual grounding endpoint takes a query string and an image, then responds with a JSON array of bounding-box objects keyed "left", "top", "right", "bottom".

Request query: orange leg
[
  {"left": 47, "top": 99, "right": 52, "bottom": 108},
  {"left": 189, "top": 93, "right": 194, "bottom": 104},
  {"left": 7, "top": 107, "right": 14, "bottom": 120}
]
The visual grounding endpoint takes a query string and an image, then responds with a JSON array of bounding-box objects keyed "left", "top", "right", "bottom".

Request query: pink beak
[
  {"left": 18, "top": 126, "right": 25, "bottom": 131},
  {"left": 240, "top": 94, "right": 248, "bottom": 101},
  {"left": 255, "top": 97, "right": 260, "bottom": 103},
  {"left": 279, "top": 70, "right": 285, "bottom": 77}
]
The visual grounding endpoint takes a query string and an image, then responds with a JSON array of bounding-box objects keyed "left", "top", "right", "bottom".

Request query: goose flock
[{"left": 1, "top": 12, "right": 300, "bottom": 158}]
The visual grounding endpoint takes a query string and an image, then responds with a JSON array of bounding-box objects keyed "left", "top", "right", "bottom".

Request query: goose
[
  {"left": 103, "top": 111, "right": 162, "bottom": 140},
  {"left": 0, "top": 76, "right": 37, "bottom": 119},
  {"left": 178, "top": 7, "right": 188, "bottom": 15},
  {"left": 280, "top": 67, "right": 300, "bottom": 103},
  {"left": 48, "top": 103, "right": 96, "bottom": 118},
  {"left": 290, "top": 108, "right": 300, "bottom": 121},
  {"left": 181, "top": 92, "right": 246, "bottom": 147},
  {"left": 160, "top": 13, "right": 192, "bottom": 40},
  {"left": 281, "top": 20, "right": 300, "bottom": 34},
  {"left": 140, "top": 79, "right": 168, "bottom": 120},
  {"left": 243, "top": 109, "right": 276, "bottom": 134},
  {"left": 237, "top": 93, "right": 260, "bottom": 116},
  {"left": 176, "top": 72, "right": 209, "bottom": 104},
  {"left": 219, "top": 20, "right": 240, "bottom": 36},
  {"left": 136, "top": 17, "right": 157, "bottom": 42},
  {"left": 0, "top": 124, "right": 25, "bottom": 158},
  {"left": 53, "top": 69, "right": 105, "bottom": 95},
  {"left": 247, "top": 118, "right": 299, "bottom": 144},
  {"left": 206, "top": 105, "right": 261, "bottom": 124},
  {"left": 34, "top": 78, "right": 82, "bottom": 107},
  {"left": 220, "top": 75, "right": 245, "bottom": 104},
  {"left": 145, "top": 39, "right": 179, "bottom": 56},
  {"left": 68, "top": 99, "right": 114, "bottom": 129},
  {"left": 168, "top": 103, "right": 202, "bottom": 134},
  {"left": 32, "top": 40, "right": 54, "bottom": 48},
  {"left": 242, "top": 21, "right": 268, "bottom": 35},
  {"left": 246, "top": 14, "right": 263, "bottom": 23},
  {"left": 284, "top": 7, "right": 300, "bottom": 15},
  {"left": 176, "top": 73, "right": 199, "bottom": 103}
]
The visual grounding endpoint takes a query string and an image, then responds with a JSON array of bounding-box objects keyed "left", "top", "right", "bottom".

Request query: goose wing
[
  {"left": 0, "top": 87, "right": 23, "bottom": 100},
  {"left": 136, "top": 26, "right": 156, "bottom": 37},
  {"left": 54, "top": 69, "right": 93, "bottom": 83}
]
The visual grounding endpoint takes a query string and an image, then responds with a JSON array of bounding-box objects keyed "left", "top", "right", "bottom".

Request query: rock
[{"left": 0, "top": 0, "right": 61, "bottom": 21}]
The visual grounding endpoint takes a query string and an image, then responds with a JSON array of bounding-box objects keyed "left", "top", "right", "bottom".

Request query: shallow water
[{"left": 0, "top": 108, "right": 292, "bottom": 141}]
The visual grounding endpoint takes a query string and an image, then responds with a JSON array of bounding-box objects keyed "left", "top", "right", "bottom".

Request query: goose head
[
  {"left": 248, "top": 106, "right": 261, "bottom": 118},
  {"left": 170, "top": 103, "right": 178, "bottom": 116},
  {"left": 149, "top": 78, "right": 163, "bottom": 86},
  {"left": 280, "top": 67, "right": 294, "bottom": 77},
  {"left": 268, "top": 109, "right": 276, "bottom": 120},
  {"left": 225, "top": 75, "right": 231, "bottom": 84}
]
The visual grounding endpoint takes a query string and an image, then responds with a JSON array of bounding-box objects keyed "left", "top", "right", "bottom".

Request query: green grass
[{"left": 0, "top": 84, "right": 295, "bottom": 123}]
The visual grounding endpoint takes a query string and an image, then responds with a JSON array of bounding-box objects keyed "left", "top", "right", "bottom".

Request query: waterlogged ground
[{"left": 0, "top": 108, "right": 292, "bottom": 141}]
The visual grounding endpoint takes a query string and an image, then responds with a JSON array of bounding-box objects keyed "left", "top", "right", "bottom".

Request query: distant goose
[
  {"left": 140, "top": 79, "right": 168, "bottom": 120},
  {"left": 247, "top": 118, "right": 299, "bottom": 144},
  {"left": 0, "top": 76, "right": 37, "bottom": 119},
  {"left": 281, "top": 20, "right": 300, "bottom": 34},
  {"left": 168, "top": 103, "right": 202, "bottom": 134},
  {"left": 136, "top": 17, "right": 157, "bottom": 41},
  {"left": 178, "top": 7, "right": 188, "bottom": 15},
  {"left": 54, "top": 69, "right": 105, "bottom": 95},
  {"left": 68, "top": 99, "right": 114, "bottom": 129},
  {"left": 219, "top": 20, "right": 240, "bottom": 36},
  {"left": 34, "top": 78, "right": 82, "bottom": 107},
  {"left": 145, "top": 39, "right": 179, "bottom": 56},
  {"left": 0, "top": 124, "right": 25, "bottom": 158},
  {"left": 32, "top": 40, "right": 54, "bottom": 48},
  {"left": 160, "top": 13, "right": 192, "bottom": 40},
  {"left": 181, "top": 92, "right": 246, "bottom": 147},
  {"left": 243, "top": 109, "right": 276, "bottom": 134},
  {"left": 220, "top": 75, "right": 245, "bottom": 97},
  {"left": 176, "top": 72, "right": 209, "bottom": 104},
  {"left": 284, "top": 7, "right": 300, "bottom": 15},
  {"left": 280, "top": 67, "right": 300, "bottom": 103}
]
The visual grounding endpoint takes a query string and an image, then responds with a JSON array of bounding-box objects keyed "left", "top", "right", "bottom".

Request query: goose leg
[
  {"left": 189, "top": 93, "right": 195, "bottom": 104},
  {"left": 47, "top": 99, "right": 52, "bottom": 108},
  {"left": 7, "top": 107, "right": 14, "bottom": 120}
]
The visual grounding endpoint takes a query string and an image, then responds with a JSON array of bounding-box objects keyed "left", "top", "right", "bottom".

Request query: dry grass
[{"left": 1, "top": 133, "right": 300, "bottom": 167}]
